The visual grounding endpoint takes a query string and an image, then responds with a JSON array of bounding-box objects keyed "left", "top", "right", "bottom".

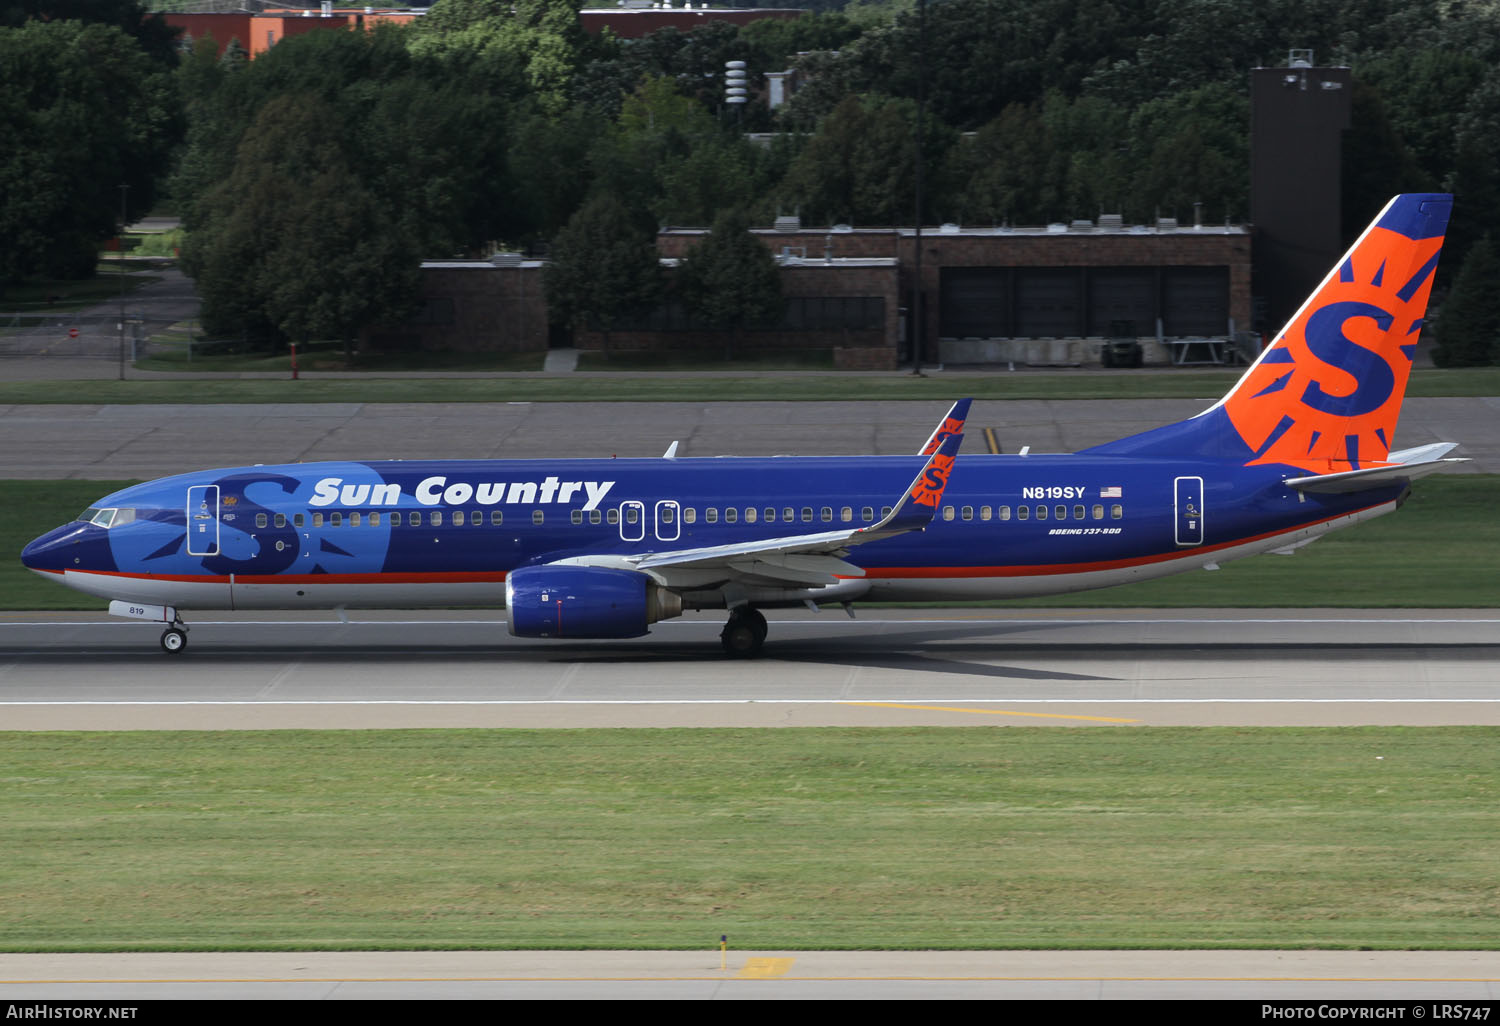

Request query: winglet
[
  {"left": 861, "top": 427, "right": 964, "bottom": 539},
  {"left": 917, "top": 398, "right": 972, "bottom": 455}
]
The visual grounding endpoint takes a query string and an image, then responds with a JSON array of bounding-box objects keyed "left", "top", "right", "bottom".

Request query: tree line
[{"left": 3, "top": 0, "right": 1498, "bottom": 362}]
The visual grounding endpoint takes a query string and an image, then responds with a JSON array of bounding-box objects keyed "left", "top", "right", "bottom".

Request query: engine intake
[{"left": 505, "top": 565, "right": 682, "bottom": 639}]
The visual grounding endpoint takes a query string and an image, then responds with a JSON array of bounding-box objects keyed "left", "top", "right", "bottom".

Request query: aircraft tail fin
[{"left": 1082, "top": 193, "right": 1452, "bottom": 473}]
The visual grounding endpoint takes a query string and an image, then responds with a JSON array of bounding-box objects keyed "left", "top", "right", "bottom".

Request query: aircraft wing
[
  {"left": 1284, "top": 443, "right": 1468, "bottom": 494},
  {"left": 550, "top": 409, "right": 967, "bottom": 589}
]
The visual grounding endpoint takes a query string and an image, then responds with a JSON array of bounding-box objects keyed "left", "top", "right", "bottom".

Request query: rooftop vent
[{"left": 773, "top": 215, "right": 801, "bottom": 231}]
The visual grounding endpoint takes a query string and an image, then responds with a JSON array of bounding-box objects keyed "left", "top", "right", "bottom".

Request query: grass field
[
  {"left": 1, "top": 727, "right": 1495, "bottom": 951},
  {"left": 4, "top": 476, "right": 1497, "bottom": 611},
  {"left": 2, "top": 366, "right": 1499, "bottom": 405},
  {"left": 133, "top": 340, "right": 546, "bottom": 374}
]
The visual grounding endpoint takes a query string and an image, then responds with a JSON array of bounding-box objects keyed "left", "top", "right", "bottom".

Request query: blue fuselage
[{"left": 21, "top": 453, "right": 1403, "bottom": 610}]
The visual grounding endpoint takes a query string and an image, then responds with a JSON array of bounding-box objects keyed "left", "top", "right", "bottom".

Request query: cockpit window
[{"left": 76, "top": 507, "right": 136, "bottom": 528}]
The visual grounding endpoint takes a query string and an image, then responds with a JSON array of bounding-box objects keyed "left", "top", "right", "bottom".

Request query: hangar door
[
  {"left": 1162, "top": 267, "right": 1229, "bottom": 335},
  {"left": 937, "top": 266, "right": 1230, "bottom": 339},
  {"left": 939, "top": 269, "right": 1009, "bottom": 338}
]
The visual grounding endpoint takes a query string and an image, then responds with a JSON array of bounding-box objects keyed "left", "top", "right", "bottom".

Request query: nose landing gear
[
  {"left": 160, "top": 620, "right": 189, "bottom": 654},
  {"left": 720, "top": 607, "right": 767, "bottom": 657}
]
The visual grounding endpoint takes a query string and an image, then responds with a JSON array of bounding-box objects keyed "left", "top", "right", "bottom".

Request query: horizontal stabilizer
[{"left": 1285, "top": 444, "right": 1467, "bottom": 494}]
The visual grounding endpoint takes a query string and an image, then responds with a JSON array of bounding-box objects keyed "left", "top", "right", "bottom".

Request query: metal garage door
[
  {"left": 1162, "top": 267, "right": 1229, "bottom": 336},
  {"left": 1086, "top": 268, "right": 1156, "bottom": 336},
  {"left": 1015, "top": 269, "right": 1081, "bottom": 337},
  {"left": 939, "top": 268, "right": 1008, "bottom": 338}
]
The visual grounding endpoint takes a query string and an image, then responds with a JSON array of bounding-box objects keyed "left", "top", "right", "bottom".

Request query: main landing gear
[{"left": 720, "top": 607, "right": 767, "bottom": 657}]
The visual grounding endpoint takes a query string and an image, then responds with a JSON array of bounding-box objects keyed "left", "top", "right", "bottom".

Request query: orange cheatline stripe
[{"left": 844, "top": 702, "right": 1138, "bottom": 723}]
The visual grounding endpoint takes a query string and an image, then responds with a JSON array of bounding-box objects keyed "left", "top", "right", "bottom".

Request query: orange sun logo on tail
[{"left": 1223, "top": 198, "right": 1449, "bottom": 475}]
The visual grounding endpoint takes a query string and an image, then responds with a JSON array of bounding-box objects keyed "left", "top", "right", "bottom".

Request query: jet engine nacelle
[{"left": 505, "top": 565, "right": 682, "bottom": 639}]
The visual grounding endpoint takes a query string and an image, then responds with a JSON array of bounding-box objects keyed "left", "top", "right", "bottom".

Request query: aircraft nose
[{"left": 20, "top": 523, "right": 105, "bottom": 574}]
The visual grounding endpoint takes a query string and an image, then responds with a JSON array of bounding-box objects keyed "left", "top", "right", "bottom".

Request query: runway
[
  {"left": 3, "top": 949, "right": 1498, "bottom": 1001},
  {"left": 2, "top": 608, "right": 1496, "bottom": 728}
]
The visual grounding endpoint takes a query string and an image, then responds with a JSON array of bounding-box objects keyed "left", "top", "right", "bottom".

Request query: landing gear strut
[
  {"left": 160, "top": 621, "right": 189, "bottom": 654},
  {"left": 720, "top": 607, "right": 767, "bottom": 657}
]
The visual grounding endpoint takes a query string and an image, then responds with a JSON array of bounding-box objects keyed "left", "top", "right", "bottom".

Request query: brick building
[
  {"left": 382, "top": 218, "right": 1250, "bottom": 370},
  {"left": 368, "top": 257, "right": 548, "bottom": 354},
  {"left": 166, "top": 7, "right": 420, "bottom": 58}
]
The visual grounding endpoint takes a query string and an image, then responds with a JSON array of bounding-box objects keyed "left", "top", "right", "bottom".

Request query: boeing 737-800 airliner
[{"left": 22, "top": 194, "right": 1462, "bottom": 655}]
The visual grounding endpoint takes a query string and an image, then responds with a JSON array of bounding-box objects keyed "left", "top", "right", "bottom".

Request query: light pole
[
  {"left": 910, "top": 0, "right": 927, "bottom": 376},
  {"left": 117, "top": 183, "right": 129, "bottom": 381}
]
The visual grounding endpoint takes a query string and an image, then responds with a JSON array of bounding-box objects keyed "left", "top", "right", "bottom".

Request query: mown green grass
[
  {"left": 1, "top": 366, "right": 1498, "bottom": 404},
  {"left": 1, "top": 727, "right": 1496, "bottom": 951},
  {"left": 574, "top": 348, "right": 837, "bottom": 372},
  {"left": 133, "top": 339, "right": 546, "bottom": 373},
  {"left": 4, "top": 477, "right": 1496, "bottom": 610}
]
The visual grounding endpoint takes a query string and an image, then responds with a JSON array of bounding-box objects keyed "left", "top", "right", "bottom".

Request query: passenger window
[
  {"left": 608, "top": 509, "right": 619, "bottom": 525},
  {"left": 725, "top": 508, "right": 738, "bottom": 524},
  {"left": 330, "top": 512, "right": 343, "bottom": 527},
  {"left": 410, "top": 512, "right": 421, "bottom": 526},
  {"left": 706, "top": 508, "right": 718, "bottom": 524},
  {"left": 532, "top": 510, "right": 544, "bottom": 525},
  {"left": 1037, "top": 506, "right": 1048, "bottom": 520},
  {"left": 841, "top": 507, "right": 853, "bottom": 523},
  {"left": 662, "top": 507, "right": 675, "bottom": 524},
  {"left": 962, "top": 506, "right": 974, "bottom": 521},
  {"left": 369, "top": 512, "right": 381, "bottom": 527},
  {"left": 1017, "top": 506, "right": 1029, "bottom": 521},
  {"left": 450, "top": 511, "right": 462, "bottom": 526},
  {"left": 980, "top": 506, "right": 992, "bottom": 521},
  {"left": 293, "top": 513, "right": 304, "bottom": 528},
  {"left": 862, "top": 507, "right": 874, "bottom": 522},
  {"left": 1073, "top": 505, "right": 1085, "bottom": 520},
  {"left": 571, "top": 510, "right": 583, "bottom": 525},
  {"left": 1093, "top": 504, "right": 1104, "bottom": 520},
  {"left": 998, "top": 506, "right": 1010, "bottom": 521},
  {"left": 351, "top": 512, "right": 363, "bottom": 527},
  {"left": 273, "top": 512, "right": 286, "bottom": 528},
  {"left": 1111, "top": 504, "right": 1123, "bottom": 519},
  {"left": 800, "top": 507, "right": 812, "bottom": 523},
  {"left": 782, "top": 507, "right": 794, "bottom": 523},
  {"left": 942, "top": 506, "right": 955, "bottom": 521},
  {"left": 492, "top": 510, "right": 504, "bottom": 526},
  {"left": 589, "top": 510, "right": 600, "bottom": 525},
  {"left": 430, "top": 511, "right": 442, "bottom": 526},
  {"left": 1055, "top": 505, "right": 1067, "bottom": 520},
  {"left": 820, "top": 506, "right": 832, "bottom": 522},
  {"left": 470, "top": 511, "right": 481, "bottom": 526},
  {"left": 683, "top": 508, "right": 695, "bottom": 524},
  {"left": 626, "top": 507, "right": 639, "bottom": 524},
  {"left": 256, "top": 513, "right": 268, "bottom": 528},
  {"left": 764, "top": 508, "right": 775, "bottom": 523},
  {"left": 312, "top": 512, "right": 324, "bottom": 528},
  {"left": 881, "top": 506, "right": 892, "bottom": 518},
  {"left": 742, "top": 508, "right": 754, "bottom": 524}
]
